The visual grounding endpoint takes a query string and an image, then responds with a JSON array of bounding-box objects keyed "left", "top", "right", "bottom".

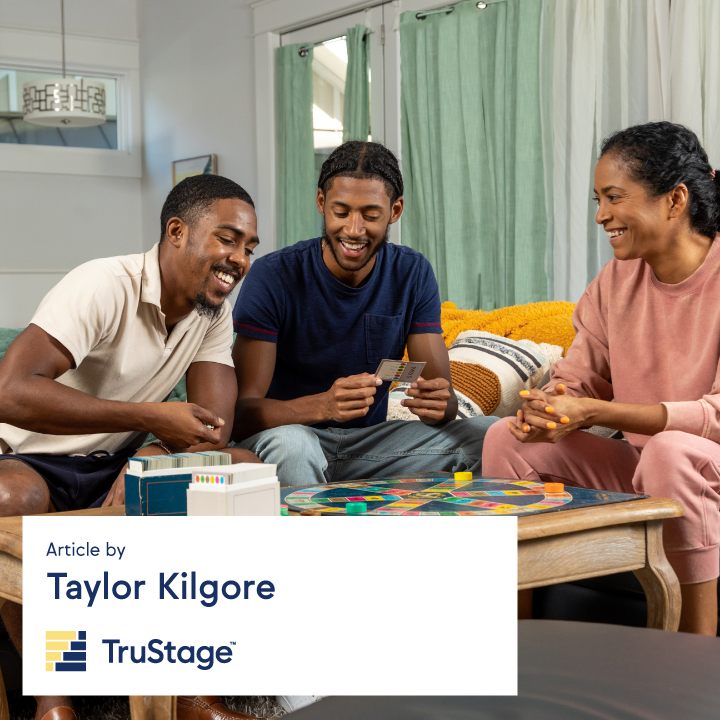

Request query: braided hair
[
  {"left": 600, "top": 121, "right": 720, "bottom": 239},
  {"left": 318, "top": 141, "right": 404, "bottom": 204}
]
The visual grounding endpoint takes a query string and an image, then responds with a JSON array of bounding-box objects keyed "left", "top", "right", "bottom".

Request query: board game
[{"left": 281, "top": 475, "right": 645, "bottom": 516}]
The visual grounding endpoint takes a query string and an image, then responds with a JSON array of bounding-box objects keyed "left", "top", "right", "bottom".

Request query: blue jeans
[{"left": 236, "top": 416, "right": 499, "bottom": 487}]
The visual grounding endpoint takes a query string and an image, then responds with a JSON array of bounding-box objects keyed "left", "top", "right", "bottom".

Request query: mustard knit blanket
[{"left": 440, "top": 300, "right": 577, "bottom": 355}]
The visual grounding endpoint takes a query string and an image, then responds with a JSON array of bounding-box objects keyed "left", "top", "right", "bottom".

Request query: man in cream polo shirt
[
  {"left": 0, "top": 174, "right": 261, "bottom": 720},
  {"left": 0, "top": 173, "right": 261, "bottom": 513}
]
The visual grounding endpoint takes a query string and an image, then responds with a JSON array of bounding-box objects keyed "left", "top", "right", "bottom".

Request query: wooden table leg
[
  {"left": 129, "top": 696, "right": 176, "bottom": 720},
  {"left": 633, "top": 519, "right": 682, "bottom": 631}
]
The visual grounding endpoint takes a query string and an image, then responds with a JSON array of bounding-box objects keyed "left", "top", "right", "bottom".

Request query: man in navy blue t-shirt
[{"left": 231, "top": 141, "right": 497, "bottom": 486}]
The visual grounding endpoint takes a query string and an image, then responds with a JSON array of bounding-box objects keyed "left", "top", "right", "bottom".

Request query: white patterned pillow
[{"left": 448, "top": 331, "right": 563, "bottom": 418}]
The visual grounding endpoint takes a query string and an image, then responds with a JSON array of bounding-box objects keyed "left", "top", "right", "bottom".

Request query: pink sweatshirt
[{"left": 548, "top": 236, "right": 720, "bottom": 448}]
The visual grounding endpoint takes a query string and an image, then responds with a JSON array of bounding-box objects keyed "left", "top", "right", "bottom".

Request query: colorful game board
[{"left": 281, "top": 475, "right": 644, "bottom": 516}]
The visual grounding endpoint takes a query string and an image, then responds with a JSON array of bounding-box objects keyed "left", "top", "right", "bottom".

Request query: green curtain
[
  {"left": 276, "top": 43, "right": 316, "bottom": 249},
  {"left": 343, "top": 24, "right": 370, "bottom": 142},
  {"left": 400, "top": 0, "right": 546, "bottom": 310}
]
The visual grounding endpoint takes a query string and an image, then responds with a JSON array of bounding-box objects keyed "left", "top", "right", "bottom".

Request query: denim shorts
[{"left": 0, "top": 449, "right": 135, "bottom": 511}]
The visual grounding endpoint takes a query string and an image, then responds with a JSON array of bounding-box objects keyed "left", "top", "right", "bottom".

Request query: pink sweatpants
[{"left": 482, "top": 421, "right": 720, "bottom": 584}]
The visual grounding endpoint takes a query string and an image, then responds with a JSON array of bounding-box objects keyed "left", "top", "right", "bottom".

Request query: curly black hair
[
  {"left": 159, "top": 174, "right": 255, "bottom": 243},
  {"left": 600, "top": 121, "right": 720, "bottom": 238},
  {"left": 318, "top": 141, "right": 403, "bottom": 204}
]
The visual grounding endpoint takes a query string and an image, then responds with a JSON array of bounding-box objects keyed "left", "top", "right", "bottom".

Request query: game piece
[
  {"left": 346, "top": 502, "right": 368, "bottom": 514},
  {"left": 454, "top": 471, "right": 473, "bottom": 482},
  {"left": 375, "top": 359, "right": 426, "bottom": 383},
  {"left": 283, "top": 476, "right": 644, "bottom": 517},
  {"left": 186, "top": 464, "right": 279, "bottom": 516},
  {"left": 544, "top": 482, "right": 564, "bottom": 494},
  {"left": 281, "top": 505, "right": 289, "bottom": 516}
]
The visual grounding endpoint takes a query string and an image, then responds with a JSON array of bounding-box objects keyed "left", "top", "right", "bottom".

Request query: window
[
  {"left": 0, "top": 69, "right": 118, "bottom": 149},
  {"left": 252, "top": 2, "right": 400, "bottom": 248},
  {"left": 313, "top": 37, "right": 348, "bottom": 153},
  {"left": 311, "top": 36, "right": 358, "bottom": 235}
]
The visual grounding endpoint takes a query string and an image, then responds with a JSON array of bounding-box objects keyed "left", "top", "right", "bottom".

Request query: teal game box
[{"left": 124, "top": 451, "right": 231, "bottom": 516}]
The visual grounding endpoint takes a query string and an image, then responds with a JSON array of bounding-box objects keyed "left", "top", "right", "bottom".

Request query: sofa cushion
[
  {"left": 448, "top": 332, "right": 564, "bottom": 417},
  {"left": 0, "top": 329, "right": 22, "bottom": 359}
]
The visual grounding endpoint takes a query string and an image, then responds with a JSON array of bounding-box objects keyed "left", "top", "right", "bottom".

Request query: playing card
[{"left": 375, "top": 359, "right": 426, "bottom": 383}]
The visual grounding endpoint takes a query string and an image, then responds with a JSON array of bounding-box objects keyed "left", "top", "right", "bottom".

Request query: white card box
[{"left": 187, "top": 462, "right": 280, "bottom": 516}]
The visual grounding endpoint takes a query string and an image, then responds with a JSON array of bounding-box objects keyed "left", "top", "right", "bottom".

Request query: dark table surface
[{"left": 292, "top": 620, "right": 720, "bottom": 720}]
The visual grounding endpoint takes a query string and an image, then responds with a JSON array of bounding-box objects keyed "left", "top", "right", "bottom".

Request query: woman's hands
[{"left": 507, "top": 384, "right": 591, "bottom": 443}]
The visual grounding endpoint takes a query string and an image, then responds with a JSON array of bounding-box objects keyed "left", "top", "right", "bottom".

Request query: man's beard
[
  {"left": 194, "top": 261, "right": 240, "bottom": 320},
  {"left": 186, "top": 232, "right": 236, "bottom": 321},
  {"left": 194, "top": 289, "right": 224, "bottom": 320},
  {"left": 322, "top": 220, "right": 390, "bottom": 272}
]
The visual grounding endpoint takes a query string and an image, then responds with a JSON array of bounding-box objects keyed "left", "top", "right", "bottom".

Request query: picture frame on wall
[{"left": 172, "top": 154, "right": 217, "bottom": 186}]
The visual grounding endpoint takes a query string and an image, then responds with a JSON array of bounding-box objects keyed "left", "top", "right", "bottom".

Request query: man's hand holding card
[
  {"left": 375, "top": 360, "right": 452, "bottom": 423},
  {"left": 401, "top": 377, "right": 452, "bottom": 422}
]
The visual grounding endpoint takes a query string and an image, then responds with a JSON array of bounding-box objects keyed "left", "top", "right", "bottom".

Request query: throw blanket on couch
[{"left": 439, "top": 300, "right": 577, "bottom": 355}]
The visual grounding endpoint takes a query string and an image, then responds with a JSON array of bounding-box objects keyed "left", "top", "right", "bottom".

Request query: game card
[{"left": 375, "top": 359, "right": 426, "bottom": 383}]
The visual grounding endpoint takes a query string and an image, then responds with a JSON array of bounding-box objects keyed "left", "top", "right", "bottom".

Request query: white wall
[
  {"left": 137, "top": 0, "right": 259, "bottom": 255},
  {"left": 0, "top": 0, "right": 142, "bottom": 328},
  {"left": 1, "top": 0, "right": 379, "bottom": 327},
  {"left": 0, "top": 0, "right": 138, "bottom": 40}
]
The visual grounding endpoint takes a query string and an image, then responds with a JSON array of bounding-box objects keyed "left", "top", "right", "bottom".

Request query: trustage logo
[
  {"left": 101, "top": 638, "right": 233, "bottom": 671},
  {"left": 46, "top": 631, "right": 86, "bottom": 672}
]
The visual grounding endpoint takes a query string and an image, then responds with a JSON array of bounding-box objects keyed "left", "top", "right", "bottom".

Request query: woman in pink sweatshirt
[{"left": 483, "top": 122, "right": 720, "bottom": 635}]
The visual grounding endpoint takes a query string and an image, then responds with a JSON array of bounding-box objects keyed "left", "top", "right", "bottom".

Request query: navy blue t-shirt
[{"left": 232, "top": 238, "right": 443, "bottom": 428}]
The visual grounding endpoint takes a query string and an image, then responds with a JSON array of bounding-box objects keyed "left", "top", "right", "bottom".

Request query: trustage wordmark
[{"left": 102, "top": 639, "right": 232, "bottom": 670}]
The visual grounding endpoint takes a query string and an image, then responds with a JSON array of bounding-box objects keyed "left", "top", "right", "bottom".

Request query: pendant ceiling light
[{"left": 22, "top": 0, "right": 106, "bottom": 127}]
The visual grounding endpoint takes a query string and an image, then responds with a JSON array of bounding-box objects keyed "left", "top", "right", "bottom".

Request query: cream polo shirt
[{"left": 0, "top": 243, "right": 234, "bottom": 456}]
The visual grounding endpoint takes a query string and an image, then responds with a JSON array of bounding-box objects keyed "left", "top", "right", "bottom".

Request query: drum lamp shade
[{"left": 22, "top": 77, "right": 106, "bottom": 127}]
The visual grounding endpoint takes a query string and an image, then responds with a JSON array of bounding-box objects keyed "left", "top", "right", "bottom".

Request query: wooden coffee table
[
  {"left": 517, "top": 496, "right": 684, "bottom": 631},
  {"left": 290, "top": 490, "right": 685, "bottom": 632}
]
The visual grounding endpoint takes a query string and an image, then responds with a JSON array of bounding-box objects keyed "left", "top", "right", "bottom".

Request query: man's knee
[
  {"left": 247, "top": 425, "right": 323, "bottom": 461},
  {"left": 0, "top": 460, "right": 50, "bottom": 517},
  {"left": 435, "top": 415, "right": 501, "bottom": 451},
  {"left": 465, "top": 415, "right": 502, "bottom": 439}
]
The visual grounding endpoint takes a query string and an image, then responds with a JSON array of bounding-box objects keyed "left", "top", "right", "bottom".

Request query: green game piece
[
  {"left": 346, "top": 502, "right": 367, "bottom": 514},
  {"left": 280, "top": 505, "right": 289, "bottom": 516}
]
